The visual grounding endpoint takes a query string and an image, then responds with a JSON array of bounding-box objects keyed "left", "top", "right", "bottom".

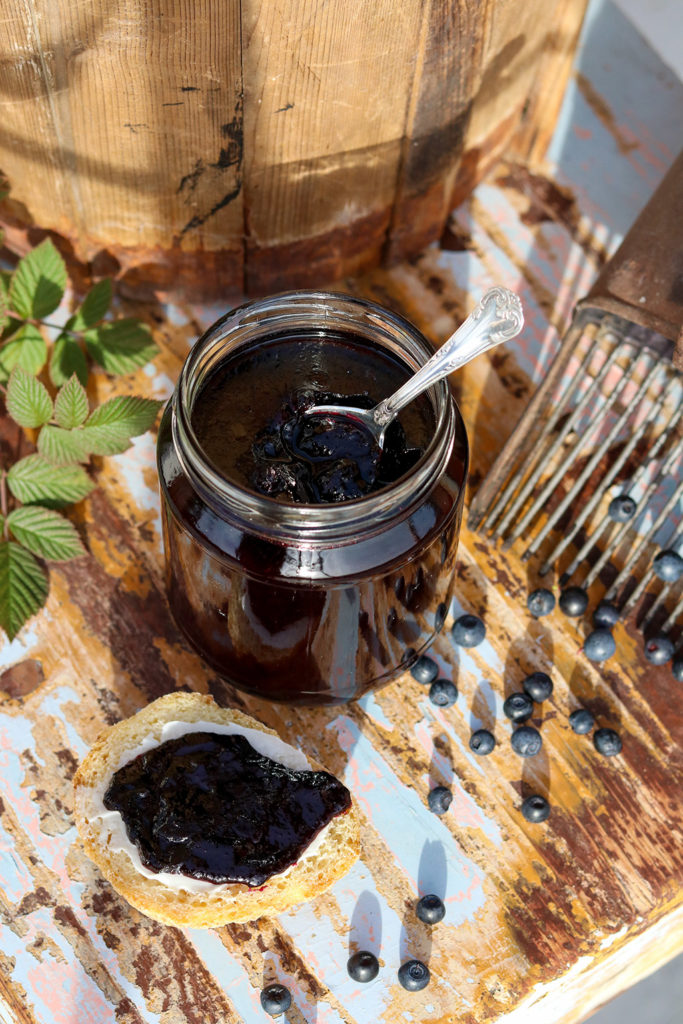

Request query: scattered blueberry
[
  {"left": 527, "top": 588, "right": 556, "bottom": 618},
  {"left": 451, "top": 614, "right": 486, "bottom": 648},
  {"left": 510, "top": 725, "right": 543, "bottom": 757},
  {"left": 523, "top": 672, "right": 553, "bottom": 703},
  {"left": 608, "top": 495, "right": 636, "bottom": 522},
  {"left": 469, "top": 729, "right": 495, "bottom": 755},
  {"left": 521, "top": 794, "right": 550, "bottom": 823},
  {"left": 569, "top": 708, "right": 594, "bottom": 734},
  {"left": 583, "top": 629, "right": 616, "bottom": 662},
  {"left": 398, "top": 959, "right": 430, "bottom": 992},
  {"left": 672, "top": 658, "right": 683, "bottom": 683},
  {"left": 559, "top": 586, "right": 589, "bottom": 617},
  {"left": 644, "top": 635, "right": 674, "bottom": 665},
  {"left": 410, "top": 655, "right": 439, "bottom": 685},
  {"left": 347, "top": 951, "right": 379, "bottom": 983},
  {"left": 427, "top": 786, "right": 452, "bottom": 815},
  {"left": 503, "top": 692, "right": 534, "bottom": 722},
  {"left": 260, "top": 984, "right": 292, "bottom": 1016},
  {"left": 429, "top": 679, "right": 458, "bottom": 707},
  {"left": 593, "top": 601, "right": 620, "bottom": 630},
  {"left": 653, "top": 549, "right": 683, "bottom": 583},
  {"left": 594, "top": 728, "right": 622, "bottom": 757},
  {"left": 434, "top": 602, "right": 448, "bottom": 632},
  {"left": 416, "top": 894, "right": 445, "bottom": 924}
]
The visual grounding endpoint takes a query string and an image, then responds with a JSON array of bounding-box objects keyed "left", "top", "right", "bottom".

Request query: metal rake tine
[
  {"left": 640, "top": 582, "right": 677, "bottom": 631},
  {"left": 535, "top": 360, "right": 668, "bottom": 572},
  {"left": 499, "top": 337, "right": 627, "bottom": 547},
  {"left": 660, "top": 593, "right": 683, "bottom": 636}
]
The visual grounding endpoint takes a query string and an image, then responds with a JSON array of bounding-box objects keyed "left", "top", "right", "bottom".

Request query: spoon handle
[{"left": 373, "top": 286, "right": 524, "bottom": 427}]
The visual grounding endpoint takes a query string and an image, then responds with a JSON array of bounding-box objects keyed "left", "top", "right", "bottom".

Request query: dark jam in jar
[
  {"left": 158, "top": 292, "right": 468, "bottom": 705},
  {"left": 103, "top": 731, "right": 351, "bottom": 886}
]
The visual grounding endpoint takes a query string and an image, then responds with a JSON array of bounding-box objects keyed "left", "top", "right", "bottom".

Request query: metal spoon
[{"left": 305, "top": 286, "right": 524, "bottom": 448}]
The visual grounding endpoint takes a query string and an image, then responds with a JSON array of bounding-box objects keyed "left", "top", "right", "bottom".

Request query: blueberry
[
  {"left": 644, "top": 635, "right": 674, "bottom": 666},
  {"left": 608, "top": 495, "right": 636, "bottom": 522},
  {"left": 347, "top": 951, "right": 379, "bottom": 983},
  {"left": 469, "top": 729, "right": 495, "bottom": 755},
  {"left": 594, "top": 728, "right": 622, "bottom": 757},
  {"left": 503, "top": 692, "right": 534, "bottom": 722},
  {"left": 521, "top": 794, "right": 550, "bottom": 823},
  {"left": 559, "top": 587, "right": 589, "bottom": 617},
  {"left": 416, "top": 894, "right": 445, "bottom": 924},
  {"left": 451, "top": 614, "right": 486, "bottom": 648},
  {"left": 672, "top": 658, "right": 683, "bottom": 682},
  {"left": 522, "top": 671, "right": 553, "bottom": 702},
  {"left": 429, "top": 679, "right": 457, "bottom": 707},
  {"left": 410, "top": 655, "right": 438, "bottom": 685},
  {"left": 569, "top": 708, "right": 594, "bottom": 734},
  {"left": 398, "top": 959, "right": 430, "bottom": 991},
  {"left": 653, "top": 549, "right": 683, "bottom": 583},
  {"left": 260, "top": 984, "right": 292, "bottom": 1016},
  {"left": 583, "top": 629, "right": 616, "bottom": 662},
  {"left": 593, "top": 601, "right": 620, "bottom": 630},
  {"left": 427, "top": 786, "right": 452, "bottom": 815},
  {"left": 527, "top": 588, "right": 556, "bottom": 618},
  {"left": 510, "top": 725, "right": 542, "bottom": 757}
]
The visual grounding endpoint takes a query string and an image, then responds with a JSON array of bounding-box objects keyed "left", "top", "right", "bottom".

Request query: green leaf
[
  {"left": 7, "top": 454, "right": 94, "bottom": 508},
  {"left": 7, "top": 506, "right": 85, "bottom": 561},
  {"left": 50, "top": 329, "right": 88, "bottom": 387},
  {"left": 84, "top": 319, "right": 158, "bottom": 375},
  {"left": 0, "top": 277, "right": 9, "bottom": 332},
  {"left": 77, "top": 425, "right": 132, "bottom": 456},
  {"left": 37, "top": 425, "right": 89, "bottom": 465},
  {"left": 0, "top": 540, "right": 49, "bottom": 640},
  {"left": 9, "top": 238, "right": 67, "bottom": 319},
  {"left": 86, "top": 395, "right": 163, "bottom": 435},
  {"left": 54, "top": 374, "right": 89, "bottom": 429},
  {"left": 71, "top": 279, "right": 112, "bottom": 331},
  {"left": 5, "top": 367, "right": 53, "bottom": 428},
  {"left": 0, "top": 324, "right": 47, "bottom": 380}
]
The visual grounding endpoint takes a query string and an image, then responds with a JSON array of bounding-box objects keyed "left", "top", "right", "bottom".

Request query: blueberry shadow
[
  {"left": 348, "top": 890, "right": 382, "bottom": 959},
  {"left": 399, "top": 838, "right": 448, "bottom": 967},
  {"left": 469, "top": 679, "right": 497, "bottom": 733}
]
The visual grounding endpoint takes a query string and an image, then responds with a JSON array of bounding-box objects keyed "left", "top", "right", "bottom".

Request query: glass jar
[{"left": 157, "top": 291, "right": 468, "bottom": 705}]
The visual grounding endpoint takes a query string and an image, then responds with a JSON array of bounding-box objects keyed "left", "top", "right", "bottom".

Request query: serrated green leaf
[
  {"left": 84, "top": 319, "right": 158, "bottom": 375},
  {"left": 0, "top": 324, "right": 47, "bottom": 380},
  {"left": 0, "top": 540, "right": 49, "bottom": 640},
  {"left": 50, "top": 329, "right": 88, "bottom": 387},
  {"left": 0, "top": 277, "right": 9, "bottom": 332},
  {"left": 5, "top": 367, "right": 53, "bottom": 428},
  {"left": 9, "top": 238, "right": 67, "bottom": 319},
  {"left": 7, "top": 454, "right": 94, "bottom": 508},
  {"left": 71, "top": 279, "right": 112, "bottom": 331},
  {"left": 7, "top": 505, "right": 85, "bottom": 561},
  {"left": 37, "top": 424, "right": 89, "bottom": 465},
  {"left": 54, "top": 374, "right": 89, "bottom": 428},
  {"left": 77, "top": 424, "right": 131, "bottom": 456},
  {"left": 86, "top": 395, "right": 163, "bottom": 436}
]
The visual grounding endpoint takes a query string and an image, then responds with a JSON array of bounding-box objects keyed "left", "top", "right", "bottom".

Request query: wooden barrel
[{"left": 0, "top": 1, "right": 587, "bottom": 300}]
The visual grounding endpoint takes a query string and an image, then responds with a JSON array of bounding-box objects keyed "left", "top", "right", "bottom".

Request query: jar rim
[{"left": 171, "top": 290, "right": 463, "bottom": 543}]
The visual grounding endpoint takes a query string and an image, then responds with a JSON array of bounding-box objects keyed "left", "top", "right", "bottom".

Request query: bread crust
[{"left": 73, "top": 692, "right": 360, "bottom": 927}]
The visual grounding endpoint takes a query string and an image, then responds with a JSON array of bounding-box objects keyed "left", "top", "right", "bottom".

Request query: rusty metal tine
[
  {"left": 481, "top": 330, "right": 600, "bottom": 535},
  {"left": 619, "top": 565, "right": 657, "bottom": 616},
  {"left": 497, "top": 338, "right": 626, "bottom": 545},
  {"left": 606, "top": 474, "right": 683, "bottom": 603},
  {"left": 581, "top": 437, "right": 683, "bottom": 590},
  {"left": 640, "top": 583, "right": 675, "bottom": 630},
  {"left": 660, "top": 592, "right": 683, "bottom": 635},
  {"left": 468, "top": 318, "right": 596, "bottom": 531},
  {"left": 536, "top": 363, "right": 672, "bottom": 573}
]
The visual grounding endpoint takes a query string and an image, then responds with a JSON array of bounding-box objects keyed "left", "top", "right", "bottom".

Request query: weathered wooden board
[{"left": 1, "top": 3, "right": 683, "bottom": 1023}]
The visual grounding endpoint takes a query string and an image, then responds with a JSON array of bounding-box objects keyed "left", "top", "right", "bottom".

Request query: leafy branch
[{"left": 0, "top": 237, "right": 164, "bottom": 640}]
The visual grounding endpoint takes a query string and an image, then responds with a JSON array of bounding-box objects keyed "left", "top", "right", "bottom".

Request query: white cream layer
[{"left": 85, "top": 719, "right": 331, "bottom": 894}]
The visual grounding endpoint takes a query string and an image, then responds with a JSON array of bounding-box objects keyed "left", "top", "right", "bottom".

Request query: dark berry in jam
[
  {"left": 410, "top": 655, "right": 439, "bottom": 685},
  {"left": 398, "top": 960, "right": 430, "bottom": 991},
  {"left": 584, "top": 629, "right": 616, "bottom": 662},
  {"left": 522, "top": 672, "right": 553, "bottom": 702},
  {"left": 594, "top": 728, "right": 622, "bottom": 757},
  {"left": 429, "top": 679, "right": 457, "bottom": 707},
  {"left": 103, "top": 732, "right": 351, "bottom": 886},
  {"left": 521, "top": 794, "right": 550, "bottom": 823},
  {"left": 470, "top": 729, "right": 495, "bottom": 755},
  {"left": 559, "top": 586, "right": 588, "bottom": 617},
  {"left": 451, "top": 614, "right": 486, "bottom": 647},
  {"left": 511, "top": 725, "right": 542, "bottom": 757},
  {"left": 428, "top": 786, "right": 452, "bottom": 815},
  {"left": 347, "top": 951, "right": 380, "bottom": 983},
  {"left": 569, "top": 708, "right": 594, "bottom": 734},
  {"left": 260, "top": 984, "right": 292, "bottom": 1016},
  {"left": 527, "top": 588, "right": 555, "bottom": 618},
  {"left": 593, "top": 601, "right": 620, "bottom": 630},
  {"left": 416, "top": 893, "right": 445, "bottom": 924},
  {"left": 503, "top": 692, "right": 534, "bottom": 722}
]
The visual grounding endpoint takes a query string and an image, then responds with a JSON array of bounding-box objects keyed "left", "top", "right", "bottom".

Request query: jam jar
[{"left": 157, "top": 292, "right": 468, "bottom": 705}]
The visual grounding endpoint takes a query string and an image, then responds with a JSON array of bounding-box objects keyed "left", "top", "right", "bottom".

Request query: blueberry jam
[
  {"left": 103, "top": 732, "right": 351, "bottom": 886},
  {"left": 191, "top": 334, "right": 433, "bottom": 505}
]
